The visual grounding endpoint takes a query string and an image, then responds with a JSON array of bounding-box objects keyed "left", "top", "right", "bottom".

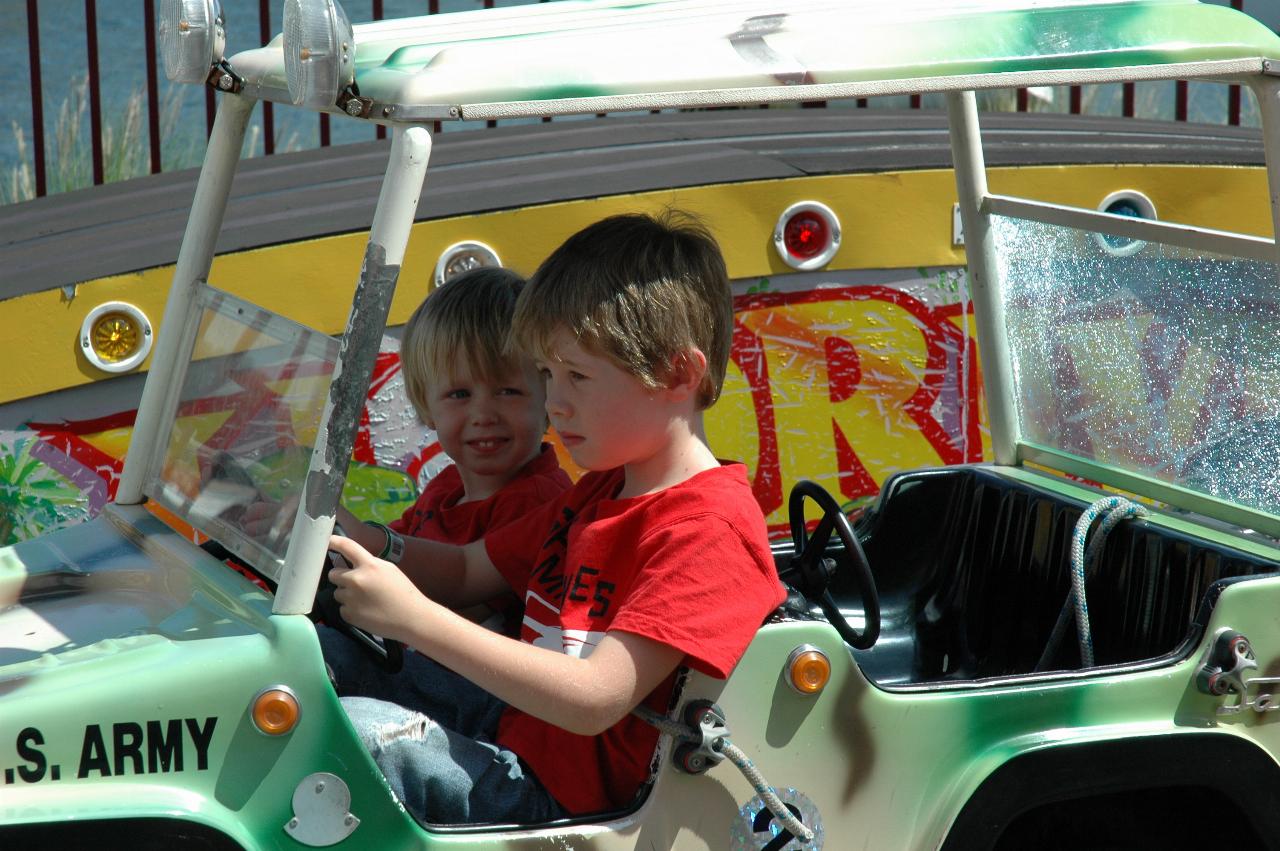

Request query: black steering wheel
[
  {"left": 786, "top": 480, "right": 880, "bottom": 650},
  {"left": 315, "top": 529, "right": 405, "bottom": 674}
]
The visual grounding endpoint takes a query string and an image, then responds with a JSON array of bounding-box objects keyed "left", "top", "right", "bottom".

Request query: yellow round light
[
  {"left": 91, "top": 312, "right": 142, "bottom": 363},
  {"left": 787, "top": 648, "right": 831, "bottom": 695},
  {"left": 252, "top": 687, "right": 301, "bottom": 735},
  {"left": 80, "top": 301, "right": 153, "bottom": 373}
]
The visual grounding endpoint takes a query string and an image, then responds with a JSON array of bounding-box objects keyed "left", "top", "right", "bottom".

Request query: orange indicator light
[
  {"left": 252, "top": 687, "right": 301, "bottom": 735},
  {"left": 787, "top": 646, "right": 831, "bottom": 696}
]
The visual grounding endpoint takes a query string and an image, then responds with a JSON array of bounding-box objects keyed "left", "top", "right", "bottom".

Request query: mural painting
[{"left": 0, "top": 267, "right": 984, "bottom": 544}]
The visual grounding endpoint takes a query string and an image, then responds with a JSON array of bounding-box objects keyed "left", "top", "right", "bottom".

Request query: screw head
[
  {"left": 346, "top": 99, "right": 364, "bottom": 117},
  {"left": 218, "top": 73, "right": 234, "bottom": 91}
]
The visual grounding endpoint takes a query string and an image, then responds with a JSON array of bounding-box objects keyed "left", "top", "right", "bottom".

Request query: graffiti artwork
[{"left": 0, "top": 268, "right": 983, "bottom": 544}]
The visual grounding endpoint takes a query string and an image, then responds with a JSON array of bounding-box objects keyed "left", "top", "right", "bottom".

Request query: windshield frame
[{"left": 112, "top": 2, "right": 1280, "bottom": 613}]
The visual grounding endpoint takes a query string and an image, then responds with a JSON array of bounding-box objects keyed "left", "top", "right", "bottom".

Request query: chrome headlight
[
  {"left": 284, "top": 0, "right": 356, "bottom": 109},
  {"left": 158, "top": 0, "right": 226, "bottom": 84}
]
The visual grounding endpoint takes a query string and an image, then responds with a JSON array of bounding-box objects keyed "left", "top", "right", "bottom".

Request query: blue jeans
[{"left": 318, "top": 627, "right": 567, "bottom": 825}]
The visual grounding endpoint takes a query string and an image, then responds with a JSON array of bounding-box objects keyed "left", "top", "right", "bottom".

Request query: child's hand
[{"left": 326, "top": 534, "right": 426, "bottom": 642}]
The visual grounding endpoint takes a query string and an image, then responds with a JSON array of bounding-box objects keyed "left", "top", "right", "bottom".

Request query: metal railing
[{"left": 11, "top": 0, "right": 1272, "bottom": 200}]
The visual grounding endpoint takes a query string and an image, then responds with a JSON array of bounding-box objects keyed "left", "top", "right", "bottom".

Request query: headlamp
[
  {"left": 284, "top": 0, "right": 356, "bottom": 110},
  {"left": 158, "top": 0, "right": 226, "bottom": 85},
  {"left": 435, "top": 242, "right": 502, "bottom": 288}
]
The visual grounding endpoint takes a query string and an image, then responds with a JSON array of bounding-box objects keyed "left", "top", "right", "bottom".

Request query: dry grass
[{"left": 2, "top": 77, "right": 299, "bottom": 205}]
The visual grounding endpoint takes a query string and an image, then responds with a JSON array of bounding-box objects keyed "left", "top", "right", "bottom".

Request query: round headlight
[
  {"left": 435, "top": 241, "right": 502, "bottom": 288},
  {"left": 79, "top": 301, "right": 154, "bottom": 374},
  {"left": 773, "top": 200, "right": 841, "bottom": 271},
  {"left": 284, "top": 0, "right": 356, "bottom": 109},
  {"left": 1092, "top": 189, "right": 1157, "bottom": 258},
  {"left": 158, "top": 0, "right": 226, "bottom": 84}
]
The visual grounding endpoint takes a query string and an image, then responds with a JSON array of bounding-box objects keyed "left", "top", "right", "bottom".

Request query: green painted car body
[{"left": 6, "top": 1, "right": 1280, "bottom": 848}]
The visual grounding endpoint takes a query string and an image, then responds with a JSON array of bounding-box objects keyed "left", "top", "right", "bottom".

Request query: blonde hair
[
  {"left": 512, "top": 211, "right": 732, "bottom": 409},
  {"left": 400, "top": 267, "right": 526, "bottom": 424}
]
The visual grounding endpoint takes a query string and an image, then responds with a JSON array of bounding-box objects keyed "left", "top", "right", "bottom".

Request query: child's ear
[{"left": 666, "top": 348, "right": 708, "bottom": 401}]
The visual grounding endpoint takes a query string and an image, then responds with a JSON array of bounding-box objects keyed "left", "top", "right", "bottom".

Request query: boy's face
[
  {"left": 537, "top": 329, "right": 677, "bottom": 473},
  {"left": 423, "top": 357, "right": 547, "bottom": 496}
]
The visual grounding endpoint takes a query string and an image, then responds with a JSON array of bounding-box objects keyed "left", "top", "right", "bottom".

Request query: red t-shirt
[
  {"left": 484, "top": 463, "right": 785, "bottom": 815},
  {"left": 390, "top": 443, "right": 570, "bottom": 544}
]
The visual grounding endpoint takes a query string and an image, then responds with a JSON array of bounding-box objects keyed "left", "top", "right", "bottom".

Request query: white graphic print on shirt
[{"left": 523, "top": 589, "right": 606, "bottom": 658}]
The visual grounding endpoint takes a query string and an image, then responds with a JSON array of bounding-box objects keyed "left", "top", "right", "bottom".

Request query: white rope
[
  {"left": 1070, "top": 496, "right": 1147, "bottom": 667},
  {"left": 633, "top": 705, "right": 814, "bottom": 844}
]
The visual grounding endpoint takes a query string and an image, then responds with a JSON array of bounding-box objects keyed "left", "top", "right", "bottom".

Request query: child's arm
[
  {"left": 327, "top": 536, "right": 683, "bottom": 735},
  {"left": 327, "top": 506, "right": 511, "bottom": 609},
  {"left": 335, "top": 504, "right": 386, "bottom": 554}
]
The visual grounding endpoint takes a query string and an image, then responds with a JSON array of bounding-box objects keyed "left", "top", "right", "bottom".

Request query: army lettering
[{"left": 2, "top": 717, "right": 217, "bottom": 785}]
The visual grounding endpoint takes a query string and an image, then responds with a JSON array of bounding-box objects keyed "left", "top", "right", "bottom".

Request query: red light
[{"left": 783, "top": 212, "right": 830, "bottom": 260}]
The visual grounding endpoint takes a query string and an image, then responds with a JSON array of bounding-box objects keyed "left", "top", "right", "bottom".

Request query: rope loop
[
  {"left": 1071, "top": 495, "right": 1148, "bottom": 667},
  {"left": 632, "top": 705, "right": 815, "bottom": 844}
]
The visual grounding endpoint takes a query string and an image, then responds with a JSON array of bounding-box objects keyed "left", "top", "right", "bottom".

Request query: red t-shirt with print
[
  {"left": 484, "top": 462, "right": 785, "bottom": 815},
  {"left": 390, "top": 443, "right": 570, "bottom": 544}
]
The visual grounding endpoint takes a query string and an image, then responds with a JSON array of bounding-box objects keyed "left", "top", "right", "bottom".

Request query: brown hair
[
  {"left": 400, "top": 266, "right": 526, "bottom": 424},
  {"left": 512, "top": 211, "right": 732, "bottom": 409}
]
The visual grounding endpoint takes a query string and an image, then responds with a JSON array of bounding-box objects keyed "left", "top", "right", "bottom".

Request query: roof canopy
[{"left": 230, "top": 0, "right": 1280, "bottom": 121}]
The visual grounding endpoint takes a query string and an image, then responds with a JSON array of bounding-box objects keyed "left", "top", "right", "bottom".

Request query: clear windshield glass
[
  {"left": 993, "top": 215, "right": 1280, "bottom": 517},
  {"left": 147, "top": 287, "right": 339, "bottom": 578}
]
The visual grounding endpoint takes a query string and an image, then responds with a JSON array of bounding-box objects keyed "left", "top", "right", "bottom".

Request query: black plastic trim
[{"left": 941, "top": 733, "right": 1280, "bottom": 850}]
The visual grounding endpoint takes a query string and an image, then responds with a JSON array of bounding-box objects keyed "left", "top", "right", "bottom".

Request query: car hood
[{"left": 0, "top": 504, "right": 275, "bottom": 673}]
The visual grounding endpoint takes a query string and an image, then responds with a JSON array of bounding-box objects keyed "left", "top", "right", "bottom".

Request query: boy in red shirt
[{"left": 328, "top": 212, "right": 785, "bottom": 825}]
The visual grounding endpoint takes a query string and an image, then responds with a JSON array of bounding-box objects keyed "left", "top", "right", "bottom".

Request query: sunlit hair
[
  {"left": 512, "top": 211, "right": 732, "bottom": 409},
  {"left": 400, "top": 267, "right": 526, "bottom": 424}
]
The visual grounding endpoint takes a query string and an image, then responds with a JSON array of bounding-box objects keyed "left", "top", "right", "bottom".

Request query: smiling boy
[
  {"left": 328, "top": 212, "right": 784, "bottom": 824},
  {"left": 334, "top": 266, "right": 567, "bottom": 560}
]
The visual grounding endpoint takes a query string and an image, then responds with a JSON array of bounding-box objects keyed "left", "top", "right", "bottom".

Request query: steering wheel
[
  {"left": 315, "top": 529, "right": 405, "bottom": 674},
  {"left": 786, "top": 480, "right": 881, "bottom": 650}
]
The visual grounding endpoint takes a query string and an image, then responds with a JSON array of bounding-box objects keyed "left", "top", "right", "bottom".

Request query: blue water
[
  {"left": 1, "top": 0, "right": 1277, "bottom": 199},
  {"left": 0, "top": 0, "right": 541, "bottom": 193}
]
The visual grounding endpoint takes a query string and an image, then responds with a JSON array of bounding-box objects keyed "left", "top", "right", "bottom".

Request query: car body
[{"left": 4, "top": 1, "right": 1280, "bottom": 848}]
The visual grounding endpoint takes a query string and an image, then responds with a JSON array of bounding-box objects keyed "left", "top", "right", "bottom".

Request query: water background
[{"left": 1, "top": 0, "right": 1278, "bottom": 202}]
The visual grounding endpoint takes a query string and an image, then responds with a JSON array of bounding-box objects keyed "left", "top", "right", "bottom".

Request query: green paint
[
  {"left": 0, "top": 437, "right": 87, "bottom": 545},
  {"left": 299, "top": 0, "right": 1280, "bottom": 115},
  {"left": 341, "top": 461, "right": 417, "bottom": 525}
]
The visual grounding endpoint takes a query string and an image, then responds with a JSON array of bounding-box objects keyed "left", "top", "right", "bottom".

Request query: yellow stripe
[{"left": 2, "top": 164, "right": 1270, "bottom": 406}]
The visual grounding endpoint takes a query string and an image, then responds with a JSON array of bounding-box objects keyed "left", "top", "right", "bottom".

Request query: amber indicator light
[
  {"left": 252, "top": 687, "right": 301, "bottom": 735},
  {"left": 91, "top": 312, "right": 141, "bottom": 363},
  {"left": 787, "top": 646, "right": 831, "bottom": 695}
]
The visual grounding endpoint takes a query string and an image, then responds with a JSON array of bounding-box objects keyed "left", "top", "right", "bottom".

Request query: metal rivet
[
  {"left": 288, "top": 818, "right": 298, "bottom": 828},
  {"left": 346, "top": 100, "right": 363, "bottom": 117},
  {"left": 218, "top": 73, "right": 234, "bottom": 91},
  {"left": 344, "top": 815, "right": 355, "bottom": 826},
  {"left": 315, "top": 781, "right": 326, "bottom": 793}
]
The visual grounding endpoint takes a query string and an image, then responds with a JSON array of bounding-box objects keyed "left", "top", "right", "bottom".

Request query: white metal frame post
[
  {"left": 947, "top": 90, "right": 1020, "bottom": 466},
  {"left": 116, "top": 93, "right": 257, "bottom": 504},
  {"left": 273, "top": 125, "right": 433, "bottom": 615},
  {"left": 1251, "top": 74, "right": 1280, "bottom": 280}
]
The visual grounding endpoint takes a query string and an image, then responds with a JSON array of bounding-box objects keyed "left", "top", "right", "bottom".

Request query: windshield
[
  {"left": 146, "top": 286, "right": 339, "bottom": 579},
  {"left": 994, "top": 215, "right": 1280, "bottom": 518}
]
